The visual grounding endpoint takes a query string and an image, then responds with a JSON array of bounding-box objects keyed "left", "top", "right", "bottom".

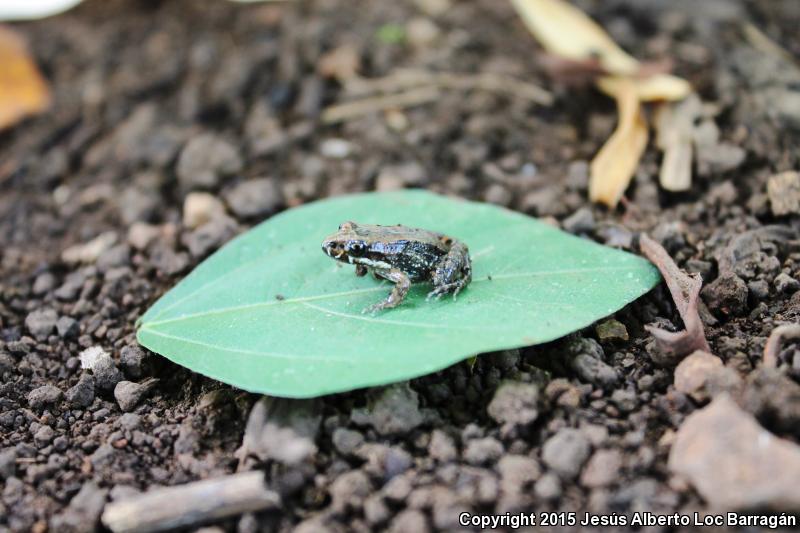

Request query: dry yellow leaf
[
  {"left": 597, "top": 73, "right": 691, "bottom": 102},
  {"left": 511, "top": 0, "right": 691, "bottom": 101},
  {"left": 0, "top": 25, "right": 51, "bottom": 131},
  {"left": 589, "top": 79, "right": 648, "bottom": 207},
  {"left": 510, "top": 0, "right": 638, "bottom": 75}
]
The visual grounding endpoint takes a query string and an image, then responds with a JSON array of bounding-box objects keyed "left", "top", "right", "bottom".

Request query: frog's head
[{"left": 322, "top": 221, "right": 369, "bottom": 264}]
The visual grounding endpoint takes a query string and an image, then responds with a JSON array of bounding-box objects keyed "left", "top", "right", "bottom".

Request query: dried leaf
[
  {"left": 654, "top": 94, "right": 702, "bottom": 192},
  {"left": 511, "top": 0, "right": 690, "bottom": 102},
  {"left": 0, "top": 25, "right": 51, "bottom": 130},
  {"left": 589, "top": 79, "right": 648, "bottom": 208},
  {"left": 596, "top": 73, "right": 691, "bottom": 102},
  {"left": 538, "top": 53, "right": 608, "bottom": 86},
  {"left": 763, "top": 324, "right": 800, "bottom": 369},
  {"left": 511, "top": 0, "right": 692, "bottom": 208},
  {"left": 510, "top": 0, "right": 638, "bottom": 75},
  {"left": 639, "top": 234, "right": 711, "bottom": 363}
]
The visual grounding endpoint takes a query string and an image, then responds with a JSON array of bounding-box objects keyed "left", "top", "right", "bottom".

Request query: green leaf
[{"left": 137, "top": 190, "right": 659, "bottom": 398}]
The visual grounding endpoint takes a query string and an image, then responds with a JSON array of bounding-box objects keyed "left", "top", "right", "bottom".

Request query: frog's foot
[
  {"left": 362, "top": 268, "right": 410, "bottom": 314},
  {"left": 362, "top": 301, "right": 390, "bottom": 314},
  {"left": 426, "top": 282, "right": 466, "bottom": 302}
]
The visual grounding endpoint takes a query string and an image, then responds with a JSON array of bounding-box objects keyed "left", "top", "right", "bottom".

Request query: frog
[{"left": 322, "top": 221, "right": 472, "bottom": 313}]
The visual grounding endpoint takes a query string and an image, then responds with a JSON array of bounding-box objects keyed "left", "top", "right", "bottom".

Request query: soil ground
[{"left": 2, "top": 0, "right": 800, "bottom": 531}]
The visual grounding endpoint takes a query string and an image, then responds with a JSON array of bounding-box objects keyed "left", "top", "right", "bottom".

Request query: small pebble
[
  {"left": 487, "top": 381, "right": 540, "bottom": 428},
  {"left": 66, "top": 373, "right": 96, "bottom": 408},
  {"left": 562, "top": 207, "right": 595, "bottom": 234},
  {"left": 28, "top": 385, "right": 63, "bottom": 409},
  {"left": 119, "top": 346, "right": 147, "bottom": 379},
  {"left": 774, "top": 272, "right": 800, "bottom": 294},
  {"left": 595, "top": 319, "right": 629, "bottom": 342},
  {"left": 353, "top": 384, "right": 423, "bottom": 436},
  {"left": 463, "top": 437, "right": 503, "bottom": 465},
  {"left": 25, "top": 309, "right": 58, "bottom": 340},
  {"left": 34, "top": 425, "right": 55, "bottom": 447},
  {"left": 224, "top": 178, "right": 282, "bottom": 219},
  {"left": 80, "top": 347, "right": 123, "bottom": 392},
  {"left": 534, "top": 472, "right": 562, "bottom": 500},
  {"left": 56, "top": 316, "right": 80, "bottom": 339},
  {"left": 580, "top": 449, "right": 622, "bottom": 488},
  {"left": 701, "top": 271, "right": 748, "bottom": 316},
  {"left": 320, "top": 138, "right": 352, "bottom": 159},
  {"left": 182, "top": 215, "right": 237, "bottom": 258},
  {"left": 182, "top": 192, "right": 226, "bottom": 229},
  {"left": 177, "top": 133, "right": 242, "bottom": 190},
  {"left": 114, "top": 380, "right": 158, "bottom": 412},
  {"left": 542, "top": 428, "right": 591, "bottom": 479},
  {"left": 332, "top": 428, "right": 364, "bottom": 456},
  {"left": 767, "top": 171, "right": 800, "bottom": 216}
]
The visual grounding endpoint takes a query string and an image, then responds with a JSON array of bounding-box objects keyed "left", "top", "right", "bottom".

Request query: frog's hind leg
[
  {"left": 428, "top": 242, "right": 472, "bottom": 301},
  {"left": 364, "top": 268, "right": 411, "bottom": 314}
]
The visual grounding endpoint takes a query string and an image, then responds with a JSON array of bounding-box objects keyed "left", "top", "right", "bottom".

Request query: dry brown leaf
[
  {"left": 511, "top": 0, "right": 690, "bottom": 102},
  {"left": 596, "top": 73, "right": 691, "bottom": 102},
  {"left": 0, "top": 25, "right": 50, "bottom": 131},
  {"left": 763, "top": 324, "right": 800, "bottom": 369},
  {"left": 589, "top": 79, "right": 648, "bottom": 207},
  {"left": 654, "top": 94, "right": 702, "bottom": 192},
  {"left": 639, "top": 234, "right": 711, "bottom": 364},
  {"left": 511, "top": 0, "right": 693, "bottom": 207},
  {"left": 510, "top": 0, "right": 638, "bottom": 75}
]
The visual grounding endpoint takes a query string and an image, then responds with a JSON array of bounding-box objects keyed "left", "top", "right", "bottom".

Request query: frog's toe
[
  {"left": 426, "top": 288, "right": 445, "bottom": 301},
  {"left": 363, "top": 301, "right": 392, "bottom": 314}
]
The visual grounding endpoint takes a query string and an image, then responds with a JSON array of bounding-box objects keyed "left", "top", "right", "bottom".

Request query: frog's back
[{"left": 361, "top": 224, "right": 447, "bottom": 281}]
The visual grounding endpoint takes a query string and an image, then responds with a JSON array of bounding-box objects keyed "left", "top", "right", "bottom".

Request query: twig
[
  {"left": 342, "top": 69, "right": 553, "bottom": 105},
  {"left": 101, "top": 471, "right": 280, "bottom": 533},
  {"left": 763, "top": 324, "right": 800, "bottom": 369},
  {"left": 742, "top": 23, "right": 798, "bottom": 66},
  {"left": 321, "top": 86, "right": 440, "bottom": 124},
  {"left": 639, "top": 234, "right": 711, "bottom": 361}
]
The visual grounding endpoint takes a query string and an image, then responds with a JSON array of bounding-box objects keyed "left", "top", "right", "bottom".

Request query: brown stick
[
  {"left": 321, "top": 86, "right": 441, "bottom": 124},
  {"left": 101, "top": 471, "right": 280, "bottom": 533},
  {"left": 763, "top": 324, "right": 800, "bottom": 368},
  {"left": 639, "top": 234, "right": 711, "bottom": 360},
  {"left": 342, "top": 69, "right": 553, "bottom": 105}
]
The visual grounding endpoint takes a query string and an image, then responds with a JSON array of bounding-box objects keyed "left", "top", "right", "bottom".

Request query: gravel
[
  {"left": 66, "top": 373, "right": 96, "bottom": 408},
  {"left": 27, "top": 385, "right": 63, "bottom": 409},
  {"left": 114, "top": 380, "right": 158, "bottom": 412},
  {"left": 177, "top": 133, "right": 243, "bottom": 190},
  {"left": 486, "top": 381, "right": 540, "bottom": 428},
  {"left": 669, "top": 394, "right": 800, "bottom": 510},
  {"left": 224, "top": 178, "right": 283, "bottom": 219},
  {"left": 25, "top": 308, "right": 58, "bottom": 340},
  {"left": 352, "top": 384, "right": 424, "bottom": 436},
  {"left": 542, "top": 428, "right": 592, "bottom": 479}
]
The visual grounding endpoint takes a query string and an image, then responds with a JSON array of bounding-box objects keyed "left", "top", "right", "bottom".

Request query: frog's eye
[
  {"left": 348, "top": 242, "right": 366, "bottom": 256},
  {"left": 339, "top": 221, "right": 355, "bottom": 231}
]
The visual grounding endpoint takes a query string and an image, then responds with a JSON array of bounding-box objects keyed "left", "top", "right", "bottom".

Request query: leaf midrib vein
[{"left": 141, "top": 265, "right": 639, "bottom": 328}]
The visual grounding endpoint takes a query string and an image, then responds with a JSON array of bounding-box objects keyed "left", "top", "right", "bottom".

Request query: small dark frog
[{"left": 322, "top": 222, "right": 472, "bottom": 313}]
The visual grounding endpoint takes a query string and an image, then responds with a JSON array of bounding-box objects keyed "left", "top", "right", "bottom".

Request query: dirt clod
[
  {"left": 542, "top": 428, "right": 591, "bottom": 479},
  {"left": 669, "top": 395, "right": 800, "bottom": 510}
]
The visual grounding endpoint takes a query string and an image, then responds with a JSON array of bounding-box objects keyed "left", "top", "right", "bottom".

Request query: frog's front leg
[
  {"left": 355, "top": 264, "right": 368, "bottom": 277},
  {"left": 427, "top": 241, "right": 472, "bottom": 301},
  {"left": 364, "top": 268, "right": 410, "bottom": 314}
]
